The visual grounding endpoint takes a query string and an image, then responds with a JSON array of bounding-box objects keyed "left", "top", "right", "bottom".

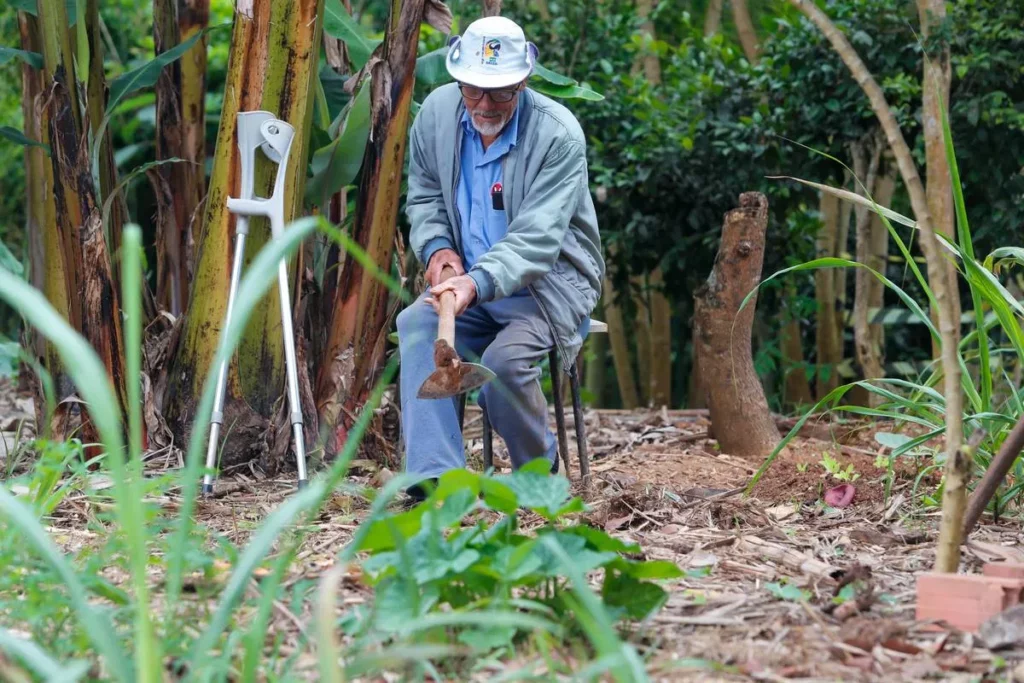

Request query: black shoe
[
  {"left": 551, "top": 454, "right": 560, "bottom": 475},
  {"left": 405, "top": 478, "right": 437, "bottom": 503}
]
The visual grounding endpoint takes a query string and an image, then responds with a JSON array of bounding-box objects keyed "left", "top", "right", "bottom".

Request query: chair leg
[
  {"left": 482, "top": 407, "right": 493, "bottom": 471},
  {"left": 550, "top": 349, "right": 570, "bottom": 478},
  {"left": 568, "top": 361, "right": 590, "bottom": 487}
]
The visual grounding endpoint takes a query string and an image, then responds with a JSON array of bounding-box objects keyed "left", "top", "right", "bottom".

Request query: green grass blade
[
  {"left": 0, "top": 265, "right": 157, "bottom": 681},
  {"left": 747, "top": 383, "right": 858, "bottom": 492},
  {"left": 0, "top": 628, "right": 90, "bottom": 682},
  {"left": 167, "top": 216, "right": 318, "bottom": 607},
  {"left": 538, "top": 535, "right": 648, "bottom": 683},
  {"left": 186, "top": 355, "right": 400, "bottom": 677},
  {"left": 941, "top": 99, "right": 991, "bottom": 409},
  {"left": 184, "top": 481, "right": 328, "bottom": 673},
  {"left": 0, "top": 488, "right": 131, "bottom": 680},
  {"left": 240, "top": 540, "right": 300, "bottom": 682}
]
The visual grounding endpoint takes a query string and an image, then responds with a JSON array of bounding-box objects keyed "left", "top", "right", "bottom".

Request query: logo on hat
[{"left": 482, "top": 38, "right": 501, "bottom": 65}]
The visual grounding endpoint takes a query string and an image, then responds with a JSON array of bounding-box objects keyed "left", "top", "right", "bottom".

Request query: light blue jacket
[{"left": 406, "top": 83, "right": 605, "bottom": 367}]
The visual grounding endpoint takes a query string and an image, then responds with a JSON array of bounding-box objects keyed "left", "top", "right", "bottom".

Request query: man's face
[{"left": 459, "top": 81, "right": 524, "bottom": 137}]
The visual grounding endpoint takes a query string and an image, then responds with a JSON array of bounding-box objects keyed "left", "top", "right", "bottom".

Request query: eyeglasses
[{"left": 459, "top": 84, "right": 519, "bottom": 104}]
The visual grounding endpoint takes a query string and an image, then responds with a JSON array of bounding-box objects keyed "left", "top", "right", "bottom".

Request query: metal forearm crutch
[{"left": 202, "top": 111, "right": 309, "bottom": 494}]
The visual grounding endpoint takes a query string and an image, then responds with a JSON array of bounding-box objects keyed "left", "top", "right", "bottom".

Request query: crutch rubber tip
[
  {"left": 297, "top": 478, "right": 309, "bottom": 490},
  {"left": 202, "top": 483, "right": 214, "bottom": 495}
]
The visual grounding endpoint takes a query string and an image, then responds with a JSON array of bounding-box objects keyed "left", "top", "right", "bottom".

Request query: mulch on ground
[{"left": 3, "top": 382, "right": 1022, "bottom": 680}]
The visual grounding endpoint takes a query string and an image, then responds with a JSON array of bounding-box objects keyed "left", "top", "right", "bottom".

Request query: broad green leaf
[
  {"left": 0, "top": 241, "right": 24, "bottom": 278},
  {"left": 108, "top": 27, "right": 210, "bottom": 111},
  {"left": 0, "top": 47, "right": 43, "bottom": 69},
  {"left": 0, "top": 126, "right": 49, "bottom": 154},
  {"left": 372, "top": 577, "right": 439, "bottom": 632},
  {"left": 492, "top": 540, "right": 544, "bottom": 583},
  {"left": 480, "top": 477, "right": 518, "bottom": 514},
  {"left": 457, "top": 626, "right": 516, "bottom": 652},
  {"left": 874, "top": 431, "right": 914, "bottom": 450},
  {"left": 610, "top": 558, "right": 684, "bottom": 580},
  {"left": 12, "top": 0, "right": 77, "bottom": 23},
  {"left": 323, "top": 0, "right": 380, "bottom": 70},
  {"left": 435, "top": 488, "right": 478, "bottom": 528},
  {"left": 318, "top": 64, "right": 350, "bottom": 122},
  {"left": 602, "top": 571, "right": 668, "bottom": 620},
  {"left": 765, "top": 581, "right": 810, "bottom": 601},
  {"left": 533, "top": 62, "right": 576, "bottom": 86},
  {"left": 357, "top": 504, "right": 427, "bottom": 553},
  {"left": 534, "top": 532, "right": 617, "bottom": 577},
  {"left": 95, "top": 25, "right": 216, "bottom": 189},
  {"left": 498, "top": 468, "right": 572, "bottom": 519},
  {"left": 432, "top": 467, "right": 481, "bottom": 500},
  {"left": 305, "top": 80, "right": 371, "bottom": 208},
  {"left": 529, "top": 79, "right": 605, "bottom": 101},
  {"left": 560, "top": 524, "right": 642, "bottom": 554},
  {"left": 416, "top": 47, "right": 450, "bottom": 85},
  {"left": 538, "top": 535, "right": 647, "bottom": 682}
]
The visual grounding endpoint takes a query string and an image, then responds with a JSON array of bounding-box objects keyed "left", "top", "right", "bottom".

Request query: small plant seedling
[{"left": 819, "top": 452, "right": 859, "bottom": 482}]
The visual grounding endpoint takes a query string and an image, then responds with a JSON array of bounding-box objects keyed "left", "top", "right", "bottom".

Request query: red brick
[
  {"left": 915, "top": 572, "right": 1024, "bottom": 632},
  {"left": 983, "top": 562, "right": 1024, "bottom": 580}
]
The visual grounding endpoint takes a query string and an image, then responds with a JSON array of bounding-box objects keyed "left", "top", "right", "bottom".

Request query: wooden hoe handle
[{"left": 436, "top": 265, "right": 458, "bottom": 347}]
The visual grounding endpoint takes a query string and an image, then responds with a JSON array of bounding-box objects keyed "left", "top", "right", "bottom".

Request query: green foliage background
[{"left": 1, "top": 0, "right": 1022, "bottom": 409}]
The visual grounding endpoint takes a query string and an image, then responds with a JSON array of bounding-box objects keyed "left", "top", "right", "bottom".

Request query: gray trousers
[{"left": 397, "top": 291, "right": 558, "bottom": 481}]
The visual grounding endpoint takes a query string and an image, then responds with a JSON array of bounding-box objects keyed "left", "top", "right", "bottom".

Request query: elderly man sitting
[{"left": 397, "top": 15, "right": 604, "bottom": 499}]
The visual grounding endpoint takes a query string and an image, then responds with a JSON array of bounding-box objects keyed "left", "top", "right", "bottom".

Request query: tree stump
[{"left": 693, "top": 192, "right": 780, "bottom": 456}]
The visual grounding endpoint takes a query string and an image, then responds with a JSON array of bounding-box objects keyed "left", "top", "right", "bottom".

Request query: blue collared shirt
[{"left": 460, "top": 105, "right": 526, "bottom": 297}]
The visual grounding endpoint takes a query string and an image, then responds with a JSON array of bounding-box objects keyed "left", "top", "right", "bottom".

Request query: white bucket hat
[{"left": 445, "top": 16, "right": 538, "bottom": 89}]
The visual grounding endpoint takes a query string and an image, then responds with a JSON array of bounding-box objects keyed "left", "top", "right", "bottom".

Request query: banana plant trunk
[
  {"left": 37, "top": 0, "right": 129, "bottom": 442},
  {"left": 18, "top": 11, "right": 52, "bottom": 363},
  {"left": 153, "top": 0, "right": 205, "bottom": 317},
  {"left": 165, "top": 0, "right": 324, "bottom": 468},
  {"left": 179, "top": 0, "right": 209, "bottom": 264},
  {"left": 315, "top": 0, "right": 428, "bottom": 456}
]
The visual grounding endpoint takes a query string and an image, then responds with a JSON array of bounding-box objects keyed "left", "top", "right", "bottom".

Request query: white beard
[{"left": 470, "top": 110, "right": 511, "bottom": 137}]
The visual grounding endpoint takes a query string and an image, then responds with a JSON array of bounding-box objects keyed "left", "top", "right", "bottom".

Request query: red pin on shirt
[{"left": 491, "top": 181, "right": 504, "bottom": 210}]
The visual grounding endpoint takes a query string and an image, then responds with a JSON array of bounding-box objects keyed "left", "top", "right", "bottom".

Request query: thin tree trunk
[
  {"left": 731, "top": 0, "right": 759, "bottom": 62},
  {"left": 780, "top": 283, "right": 813, "bottom": 408},
  {"left": 481, "top": 0, "right": 501, "bottom": 17},
  {"left": 178, "top": 0, "right": 210, "bottom": 283},
  {"left": 868, "top": 160, "right": 895, "bottom": 356},
  {"left": 694, "top": 193, "right": 780, "bottom": 456},
  {"left": 19, "top": 11, "right": 49, "bottom": 360},
  {"left": 704, "top": 0, "right": 724, "bottom": 36},
  {"left": 833, "top": 170, "right": 852, "bottom": 343},
  {"left": 603, "top": 277, "right": 639, "bottom": 409},
  {"left": 789, "top": 0, "right": 964, "bottom": 572},
  {"left": 85, "top": 0, "right": 127, "bottom": 288},
  {"left": 648, "top": 269, "right": 672, "bottom": 406},
  {"left": 38, "top": 0, "right": 128, "bottom": 442},
  {"left": 815, "top": 190, "right": 842, "bottom": 398},
  {"left": 153, "top": 0, "right": 189, "bottom": 316},
  {"left": 315, "top": 0, "right": 443, "bottom": 454},
  {"left": 635, "top": 0, "right": 670, "bottom": 406},
  {"left": 633, "top": 276, "right": 651, "bottom": 406},
  {"left": 851, "top": 133, "right": 885, "bottom": 396},
  {"left": 166, "top": 0, "right": 324, "bottom": 467},
  {"left": 918, "top": 0, "right": 960, "bottom": 362}
]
